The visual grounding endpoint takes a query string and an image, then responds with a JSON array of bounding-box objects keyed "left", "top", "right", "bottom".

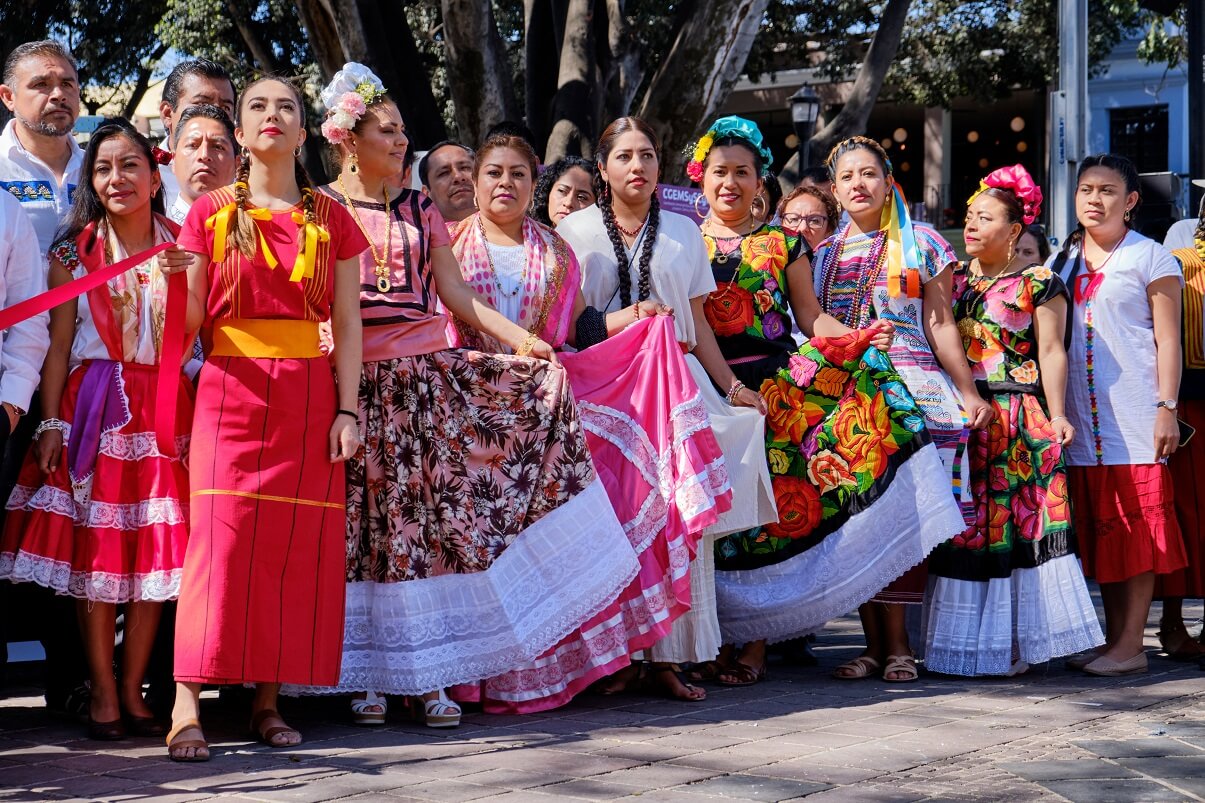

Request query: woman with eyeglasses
[{"left": 779, "top": 185, "right": 839, "bottom": 261}]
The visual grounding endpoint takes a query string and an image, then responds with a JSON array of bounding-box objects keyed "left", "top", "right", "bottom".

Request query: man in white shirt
[
  {"left": 0, "top": 40, "right": 83, "bottom": 256},
  {"left": 1165, "top": 181, "right": 1205, "bottom": 251},
  {"left": 0, "top": 191, "right": 48, "bottom": 447},
  {"left": 167, "top": 105, "right": 237, "bottom": 225},
  {"left": 156, "top": 60, "right": 236, "bottom": 211},
  {"left": 0, "top": 39, "right": 88, "bottom": 722}
]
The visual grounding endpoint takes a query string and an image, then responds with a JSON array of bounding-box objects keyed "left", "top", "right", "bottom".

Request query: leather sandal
[
  {"left": 882, "top": 654, "right": 919, "bottom": 683},
  {"left": 250, "top": 709, "right": 302, "bottom": 747},
  {"left": 1158, "top": 628, "right": 1205, "bottom": 661},
  {"left": 716, "top": 661, "right": 767, "bottom": 687},
  {"left": 88, "top": 716, "right": 127, "bottom": 741},
  {"left": 166, "top": 719, "right": 209, "bottom": 762},
  {"left": 349, "top": 691, "right": 387, "bottom": 726},
  {"left": 833, "top": 655, "right": 881, "bottom": 680}
]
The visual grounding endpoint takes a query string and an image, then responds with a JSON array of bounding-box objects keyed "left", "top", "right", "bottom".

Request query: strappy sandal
[
  {"left": 349, "top": 691, "right": 387, "bottom": 726},
  {"left": 166, "top": 719, "right": 210, "bottom": 762},
  {"left": 250, "top": 709, "right": 302, "bottom": 747},
  {"left": 832, "top": 655, "right": 881, "bottom": 679},
  {"left": 684, "top": 660, "right": 726, "bottom": 684},
  {"left": 716, "top": 661, "right": 767, "bottom": 687},
  {"left": 1158, "top": 627, "right": 1205, "bottom": 661},
  {"left": 882, "top": 654, "right": 919, "bottom": 683},
  {"left": 415, "top": 690, "right": 461, "bottom": 728}
]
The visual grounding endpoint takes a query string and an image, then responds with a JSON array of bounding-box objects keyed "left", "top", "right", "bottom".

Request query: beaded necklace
[{"left": 819, "top": 225, "right": 889, "bottom": 328}]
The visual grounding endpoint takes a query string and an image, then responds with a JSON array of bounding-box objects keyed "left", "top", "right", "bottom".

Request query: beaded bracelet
[
  {"left": 34, "top": 418, "right": 71, "bottom": 442},
  {"left": 726, "top": 381, "right": 745, "bottom": 405}
]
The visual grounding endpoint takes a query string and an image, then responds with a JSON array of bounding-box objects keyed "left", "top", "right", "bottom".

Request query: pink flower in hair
[
  {"left": 686, "top": 160, "right": 704, "bottom": 183},
  {"left": 338, "top": 91, "right": 367, "bottom": 117},
  {"left": 321, "top": 118, "right": 348, "bottom": 145},
  {"left": 982, "top": 164, "right": 1043, "bottom": 225}
]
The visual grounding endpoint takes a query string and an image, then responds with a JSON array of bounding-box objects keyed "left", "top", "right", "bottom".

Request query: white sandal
[
  {"left": 350, "top": 691, "right": 387, "bottom": 726},
  {"left": 420, "top": 689, "right": 461, "bottom": 729}
]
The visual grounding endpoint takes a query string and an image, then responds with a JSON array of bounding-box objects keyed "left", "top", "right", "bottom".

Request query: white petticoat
[{"left": 917, "top": 553, "right": 1105, "bottom": 676}]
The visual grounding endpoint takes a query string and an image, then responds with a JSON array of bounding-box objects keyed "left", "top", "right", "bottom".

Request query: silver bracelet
[
  {"left": 33, "top": 418, "right": 71, "bottom": 442},
  {"left": 1050, "top": 415, "right": 1069, "bottom": 424}
]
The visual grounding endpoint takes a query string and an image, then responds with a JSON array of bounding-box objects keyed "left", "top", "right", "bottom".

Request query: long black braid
[{"left": 599, "top": 190, "right": 660, "bottom": 307}]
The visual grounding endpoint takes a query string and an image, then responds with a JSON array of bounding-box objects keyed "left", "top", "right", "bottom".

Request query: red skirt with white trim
[{"left": 0, "top": 361, "right": 193, "bottom": 603}]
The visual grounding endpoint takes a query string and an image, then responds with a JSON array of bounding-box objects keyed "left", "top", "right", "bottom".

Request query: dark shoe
[
  {"left": 125, "top": 714, "right": 168, "bottom": 737},
  {"left": 88, "top": 717, "right": 127, "bottom": 741},
  {"left": 47, "top": 682, "right": 91, "bottom": 724}
]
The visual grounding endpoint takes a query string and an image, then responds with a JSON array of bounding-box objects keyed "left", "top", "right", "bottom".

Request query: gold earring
[
  {"left": 1007, "top": 240, "right": 1015, "bottom": 266},
  {"left": 348, "top": 153, "right": 359, "bottom": 175},
  {"left": 751, "top": 195, "right": 766, "bottom": 221},
  {"left": 693, "top": 194, "right": 709, "bottom": 219},
  {"left": 1124, "top": 208, "right": 1132, "bottom": 222}
]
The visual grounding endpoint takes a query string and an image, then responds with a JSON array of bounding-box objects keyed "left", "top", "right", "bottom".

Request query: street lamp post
[{"left": 790, "top": 85, "right": 821, "bottom": 171}]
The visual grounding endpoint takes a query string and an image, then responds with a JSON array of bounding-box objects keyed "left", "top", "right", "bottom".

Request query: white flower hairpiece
[{"left": 319, "top": 62, "right": 386, "bottom": 145}]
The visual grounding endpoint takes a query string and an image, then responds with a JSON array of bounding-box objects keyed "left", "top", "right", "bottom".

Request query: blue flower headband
[{"left": 687, "top": 115, "right": 774, "bottom": 181}]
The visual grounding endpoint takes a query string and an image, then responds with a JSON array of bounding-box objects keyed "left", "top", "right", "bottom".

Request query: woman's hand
[
  {"left": 525, "top": 337, "right": 561, "bottom": 368},
  {"left": 36, "top": 430, "right": 63, "bottom": 474},
  {"left": 963, "top": 394, "right": 994, "bottom": 430},
  {"left": 635, "top": 301, "right": 673, "bottom": 320},
  {"left": 329, "top": 415, "right": 361, "bottom": 463},
  {"left": 1154, "top": 406, "right": 1180, "bottom": 461},
  {"left": 732, "top": 386, "right": 767, "bottom": 415},
  {"left": 869, "top": 319, "right": 895, "bottom": 351},
  {"left": 1050, "top": 416, "right": 1076, "bottom": 447},
  {"left": 157, "top": 245, "right": 192, "bottom": 277}
]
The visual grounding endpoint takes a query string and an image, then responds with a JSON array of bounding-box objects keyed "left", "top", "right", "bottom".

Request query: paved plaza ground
[{"left": 1, "top": 600, "right": 1203, "bottom": 802}]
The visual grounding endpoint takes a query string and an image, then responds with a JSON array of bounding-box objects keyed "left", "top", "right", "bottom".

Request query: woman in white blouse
[{"left": 1053, "top": 153, "right": 1188, "bottom": 676}]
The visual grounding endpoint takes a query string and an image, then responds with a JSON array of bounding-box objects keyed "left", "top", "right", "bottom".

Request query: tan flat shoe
[{"left": 1083, "top": 652, "right": 1148, "bottom": 677}]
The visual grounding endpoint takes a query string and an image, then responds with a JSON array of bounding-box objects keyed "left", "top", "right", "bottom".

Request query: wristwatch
[{"left": 1156, "top": 399, "right": 1178, "bottom": 412}]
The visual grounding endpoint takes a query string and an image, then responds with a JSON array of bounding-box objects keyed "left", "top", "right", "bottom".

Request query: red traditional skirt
[
  {"left": 0, "top": 361, "right": 192, "bottom": 602},
  {"left": 1069, "top": 463, "right": 1187, "bottom": 584},
  {"left": 1156, "top": 398, "right": 1205, "bottom": 598},
  {"left": 174, "top": 351, "right": 346, "bottom": 686}
]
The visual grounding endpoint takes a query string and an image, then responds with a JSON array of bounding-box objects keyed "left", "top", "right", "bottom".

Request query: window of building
[{"left": 1109, "top": 105, "right": 1169, "bottom": 173}]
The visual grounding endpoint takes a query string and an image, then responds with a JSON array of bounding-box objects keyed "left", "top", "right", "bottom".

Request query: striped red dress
[{"left": 173, "top": 186, "right": 367, "bottom": 686}]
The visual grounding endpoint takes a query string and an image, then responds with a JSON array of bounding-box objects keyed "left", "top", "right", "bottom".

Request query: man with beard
[
  {"left": 418, "top": 141, "right": 476, "bottom": 225},
  {"left": 0, "top": 40, "right": 83, "bottom": 255},
  {"left": 0, "top": 39, "right": 88, "bottom": 722}
]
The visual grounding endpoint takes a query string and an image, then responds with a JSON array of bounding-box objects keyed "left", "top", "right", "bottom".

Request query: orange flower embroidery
[
  {"left": 813, "top": 366, "right": 849, "bottom": 397},
  {"left": 806, "top": 449, "right": 857, "bottom": 494},
  {"left": 765, "top": 474, "right": 823, "bottom": 539},
  {"left": 762, "top": 377, "right": 825, "bottom": 444},
  {"left": 833, "top": 390, "right": 899, "bottom": 478},
  {"left": 1009, "top": 359, "right": 1039, "bottom": 384}
]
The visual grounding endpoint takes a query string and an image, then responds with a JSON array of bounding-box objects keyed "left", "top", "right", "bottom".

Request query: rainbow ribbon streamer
[{"left": 881, "top": 180, "right": 923, "bottom": 298}]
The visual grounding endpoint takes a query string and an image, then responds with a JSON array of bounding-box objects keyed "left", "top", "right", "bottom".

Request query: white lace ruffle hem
[
  {"left": 283, "top": 477, "right": 641, "bottom": 696},
  {"left": 715, "top": 443, "right": 963, "bottom": 644},
  {"left": 918, "top": 554, "right": 1105, "bottom": 676}
]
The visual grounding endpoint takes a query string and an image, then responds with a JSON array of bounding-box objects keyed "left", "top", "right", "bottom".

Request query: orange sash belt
[{"left": 209, "top": 318, "right": 322, "bottom": 359}]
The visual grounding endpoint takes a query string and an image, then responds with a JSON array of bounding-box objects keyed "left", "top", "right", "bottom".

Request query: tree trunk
[
  {"left": 121, "top": 42, "right": 168, "bottom": 120},
  {"left": 440, "top": 0, "right": 520, "bottom": 145},
  {"left": 524, "top": 0, "right": 562, "bottom": 154},
  {"left": 635, "top": 0, "right": 770, "bottom": 180},
  {"left": 597, "top": 0, "right": 642, "bottom": 125},
  {"left": 544, "top": 0, "right": 596, "bottom": 161},
  {"left": 228, "top": 0, "right": 283, "bottom": 73},
  {"left": 294, "top": 0, "right": 447, "bottom": 148},
  {"left": 808, "top": 0, "right": 912, "bottom": 162}
]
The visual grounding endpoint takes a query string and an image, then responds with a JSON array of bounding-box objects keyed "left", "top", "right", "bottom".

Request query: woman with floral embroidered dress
[
  {"left": 281, "top": 64, "right": 639, "bottom": 726},
  {"left": 556, "top": 116, "right": 774, "bottom": 701},
  {"left": 451, "top": 126, "right": 735, "bottom": 707},
  {"left": 0, "top": 119, "right": 194, "bottom": 740},
  {"left": 810, "top": 136, "right": 985, "bottom": 682},
  {"left": 683, "top": 117, "right": 963, "bottom": 686},
  {"left": 920, "top": 165, "right": 1103, "bottom": 677},
  {"left": 1053, "top": 154, "right": 1187, "bottom": 677},
  {"left": 163, "top": 76, "right": 368, "bottom": 761}
]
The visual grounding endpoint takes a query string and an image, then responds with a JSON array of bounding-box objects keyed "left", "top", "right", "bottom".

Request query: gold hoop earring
[
  {"left": 1124, "top": 208, "right": 1132, "bottom": 222},
  {"left": 693, "top": 194, "right": 709, "bottom": 219},
  {"left": 751, "top": 195, "right": 766, "bottom": 222},
  {"left": 294, "top": 146, "right": 302, "bottom": 158},
  {"left": 348, "top": 153, "right": 359, "bottom": 175}
]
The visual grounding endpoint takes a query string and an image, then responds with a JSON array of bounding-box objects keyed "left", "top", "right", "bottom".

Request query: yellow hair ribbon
[
  {"left": 880, "top": 181, "right": 923, "bottom": 299},
  {"left": 290, "top": 212, "right": 330, "bottom": 282},
  {"left": 205, "top": 202, "right": 276, "bottom": 267},
  {"left": 966, "top": 180, "right": 990, "bottom": 209}
]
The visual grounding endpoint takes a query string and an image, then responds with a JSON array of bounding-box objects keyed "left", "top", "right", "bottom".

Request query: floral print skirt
[
  {"left": 920, "top": 392, "right": 1103, "bottom": 676},
  {"left": 713, "top": 330, "right": 965, "bottom": 645},
  {"left": 289, "top": 348, "right": 638, "bottom": 697}
]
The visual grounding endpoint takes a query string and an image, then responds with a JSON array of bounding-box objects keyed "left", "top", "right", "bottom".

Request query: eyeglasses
[{"left": 782, "top": 214, "right": 829, "bottom": 229}]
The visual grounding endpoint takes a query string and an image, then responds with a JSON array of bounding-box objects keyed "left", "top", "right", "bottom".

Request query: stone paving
[{"left": 1, "top": 602, "right": 1202, "bottom": 802}]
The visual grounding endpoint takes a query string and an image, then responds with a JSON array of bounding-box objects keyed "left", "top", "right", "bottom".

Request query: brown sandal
[
  {"left": 833, "top": 656, "right": 881, "bottom": 679},
  {"left": 1158, "top": 628, "right": 1205, "bottom": 661},
  {"left": 716, "top": 661, "right": 767, "bottom": 687},
  {"left": 166, "top": 719, "right": 210, "bottom": 762},
  {"left": 250, "top": 709, "right": 302, "bottom": 748}
]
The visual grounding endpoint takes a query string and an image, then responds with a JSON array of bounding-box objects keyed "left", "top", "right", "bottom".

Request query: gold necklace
[
  {"left": 338, "top": 175, "right": 393, "bottom": 293},
  {"left": 703, "top": 215, "right": 756, "bottom": 265}
]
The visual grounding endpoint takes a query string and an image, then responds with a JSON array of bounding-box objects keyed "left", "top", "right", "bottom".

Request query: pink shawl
[{"left": 447, "top": 213, "right": 579, "bottom": 349}]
